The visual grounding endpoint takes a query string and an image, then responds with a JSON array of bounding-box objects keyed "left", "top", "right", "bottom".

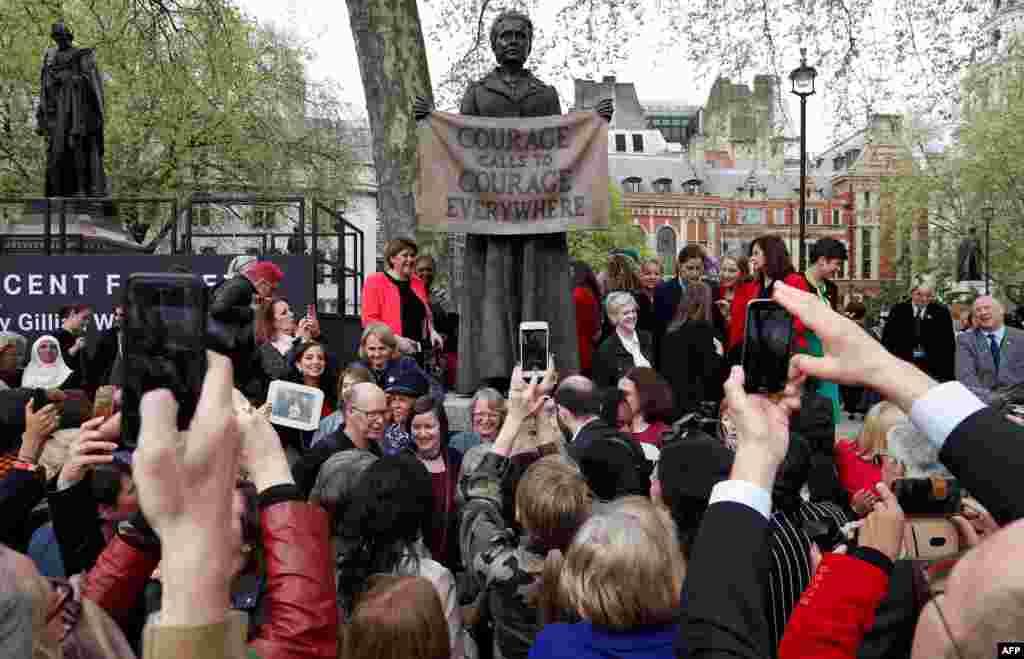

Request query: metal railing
[{"left": 0, "top": 196, "right": 178, "bottom": 255}]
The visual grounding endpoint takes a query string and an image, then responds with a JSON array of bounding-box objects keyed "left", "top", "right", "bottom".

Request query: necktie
[
  {"left": 914, "top": 307, "right": 922, "bottom": 341},
  {"left": 989, "top": 333, "right": 1001, "bottom": 373}
]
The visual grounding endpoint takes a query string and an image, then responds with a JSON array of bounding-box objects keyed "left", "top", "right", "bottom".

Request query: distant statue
[
  {"left": 36, "top": 20, "right": 108, "bottom": 198},
  {"left": 957, "top": 227, "right": 984, "bottom": 282}
]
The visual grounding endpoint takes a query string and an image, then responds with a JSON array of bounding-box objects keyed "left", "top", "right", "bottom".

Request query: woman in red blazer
[
  {"left": 571, "top": 260, "right": 602, "bottom": 376},
  {"left": 361, "top": 238, "right": 442, "bottom": 357},
  {"left": 727, "top": 235, "right": 809, "bottom": 359}
]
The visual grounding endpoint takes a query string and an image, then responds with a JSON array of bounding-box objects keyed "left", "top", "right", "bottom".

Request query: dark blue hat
[{"left": 383, "top": 370, "right": 428, "bottom": 397}]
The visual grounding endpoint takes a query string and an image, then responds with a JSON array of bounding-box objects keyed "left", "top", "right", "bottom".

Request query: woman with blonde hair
[
  {"left": 833, "top": 400, "right": 908, "bottom": 513},
  {"left": 531, "top": 496, "right": 684, "bottom": 659},
  {"left": 354, "top": 322, "right": 442, "bottom": 398}
]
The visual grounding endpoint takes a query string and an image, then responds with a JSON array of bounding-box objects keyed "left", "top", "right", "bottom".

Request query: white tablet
[{"left": 267, "top": 380, "right": 325, "bottom": 432}]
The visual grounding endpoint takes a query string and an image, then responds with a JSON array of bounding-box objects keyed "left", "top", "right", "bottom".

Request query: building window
[
  {"left": 832, "top": 208, "right": 841, "bottom": 225},
  {"left": 861, "top": 228, "right": 873, "bottom": 279},
  {"left": 614, "top": 134, "right": 627, "bottom": 152},
  {"left": 803, "top": 208, "right": 819, "bottom": 225},
  {"left": 774, "top": 208, "right": 786, "bottom": 225},
  {"left": 632, "top": 134, "right": 644, "bottom": 153},
  {"left": 653, "top": 178, "right": 672, "bottom": 193},
  {"left": 742, "top": 208, "right": 764, "bottom": 225},
  {"left": 623, "top": 177, "right": 642, "bottom": 193},
  {"left": 656, "top": 225, "right": 677, "bottom": 272}
]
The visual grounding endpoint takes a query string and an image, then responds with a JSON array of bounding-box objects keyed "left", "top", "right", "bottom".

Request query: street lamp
[
  {"left": 790, "top": 48, "right": 817, "bottom": 272},
  {"left": 983, "top": 204, "right": 994, "bottom": 294}
]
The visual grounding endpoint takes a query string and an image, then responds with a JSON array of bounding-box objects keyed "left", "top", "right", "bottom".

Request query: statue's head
[
  {"left": 50, "top": 20, "right": 74, "bottom": 47},
  {"left": 490, "top": 10, "right": 533, "bottom": 67}
]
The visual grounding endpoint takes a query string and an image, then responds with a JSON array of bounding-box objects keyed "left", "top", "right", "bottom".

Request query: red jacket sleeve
[
  {"left": 248, "top": 501, "right": 338, "bottom": 659},
  {"left": 361, "top": 273, "right": 386, "bottom": 328},
  {"left": 82, "top": 536, "right": 160, "bottom": 628},
  {"left": 778, "top": 553, "right": 891, "bottom": 659},
  {"left": 783, "top": 273, "right": 810, "bottom": 348},
  {"left": 834, "top": 440, "right": 882, "bottom": 498},
  {"left": 727, "top": 281, "right": 754, "bottom": 350}
]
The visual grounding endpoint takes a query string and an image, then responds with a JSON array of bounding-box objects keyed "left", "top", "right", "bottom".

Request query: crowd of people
[{"left": 2, "top": 237, "right": 1024, "bottom": 659}]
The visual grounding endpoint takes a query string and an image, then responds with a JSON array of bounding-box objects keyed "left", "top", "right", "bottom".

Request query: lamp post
[
  {"left": 790, "top": 48, "right": 818, "bottom": 272},
  {"left": 983, "top": 204, "right": 994, "bottom": 294}
]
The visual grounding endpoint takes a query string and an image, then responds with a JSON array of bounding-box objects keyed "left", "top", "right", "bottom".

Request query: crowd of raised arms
[{"left": 1, "top": 237, "right": 1022, "bottom": 659}]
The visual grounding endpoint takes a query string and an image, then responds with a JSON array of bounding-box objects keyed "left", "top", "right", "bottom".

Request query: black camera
[{"left": 803, "top": 517, "right": 855, "bottom": 553}]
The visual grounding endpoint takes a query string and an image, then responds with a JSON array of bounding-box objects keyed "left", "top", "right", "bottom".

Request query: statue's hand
[
  {"left": 413, "top": 95, "right": 433, "bottom": 122},
  {"left": 596, "top": 98, "right": 614, "bottom": 123}
]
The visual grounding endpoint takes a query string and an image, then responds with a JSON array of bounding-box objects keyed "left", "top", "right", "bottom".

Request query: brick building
[{"left": 574, "top": 77, "right": 910, "bottom": 298}]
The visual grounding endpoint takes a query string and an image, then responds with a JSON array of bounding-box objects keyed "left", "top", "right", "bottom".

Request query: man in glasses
[{"left": 292, "top": 382, "right": 387, "bottom": 497}]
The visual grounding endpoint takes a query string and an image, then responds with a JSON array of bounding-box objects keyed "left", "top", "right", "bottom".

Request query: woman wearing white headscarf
[{"left": 21, "top": 336, "right": 77, "bottom": 390}]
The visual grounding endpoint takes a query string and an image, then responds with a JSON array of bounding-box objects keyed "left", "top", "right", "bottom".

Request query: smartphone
[
  {"left": 902, "top": 518, "right": 960, "bottom": 560},
  {"left": 741, "top": 300, "right": 794, "bottom": 394},
  {"left": 893, "top": 477, "right": 963, "bottom": 516},
  {"left": 519, "top": 321, "right": 549, "bottom": 379},
  {"left": 120, "top": 274, "right": 209, "bottom": 449},
  {"left": 307, "top": 303, "right": 317, "bottom": 322},
  {"left": 93, "top": 385, "right": 116, "bottom": 420}
]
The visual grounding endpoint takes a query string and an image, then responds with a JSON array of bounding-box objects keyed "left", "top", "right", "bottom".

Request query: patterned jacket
[{"left": 459, "top": 451, "right": 555, "bottom": 659}]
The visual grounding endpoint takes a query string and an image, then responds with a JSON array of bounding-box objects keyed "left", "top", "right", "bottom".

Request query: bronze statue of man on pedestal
[
  {"left": 415, "top": 10, "right": 612, "bottom": 392},
  {"left": 36, "top": 20, "right": 108, "bottom": 199}
]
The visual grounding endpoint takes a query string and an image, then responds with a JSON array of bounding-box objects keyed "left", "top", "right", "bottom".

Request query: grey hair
[
  {"left": 0, "top": 332, "right": 28, "bottom": 367},
  {"left": 604, "top": 291, "right": 637, "bottom": 324},
  {"left": 886, "top": 422, "right": 952, "bottom": 478},
  {"left": 0, "top": 545, "right": 42, "bottom": 659},
  {"left": 470, "top": 387, "right": 506, "bottom": 421}
]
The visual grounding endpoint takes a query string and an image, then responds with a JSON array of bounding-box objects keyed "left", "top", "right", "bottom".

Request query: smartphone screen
[
  {"left": 121, "top": 274, "right": 209, "bottom": 448},
  {"left": 521, "top": 328, "right": 549, "bottom": 374},
  {"left": 307, "top": 303, "right": 317, "bottom": 321},
  {"left": 741, "top": 300, "right": 794, "bottom": 394}
]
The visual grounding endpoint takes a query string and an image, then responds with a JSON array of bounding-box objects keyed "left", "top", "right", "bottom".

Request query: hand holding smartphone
[
  {"left": 519, "top": 321, "right": 550, "bottom": 380},
  {"left": 121, "top": 273, "right": 209, "bottom": 449},
  {"left": 741, "top": 300, "right": 794, "bottom": 394}
]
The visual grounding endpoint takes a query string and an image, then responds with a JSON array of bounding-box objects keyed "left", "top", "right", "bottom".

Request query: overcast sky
[{"left": 234, "top": 0, "right": 834, "bottom": 152}]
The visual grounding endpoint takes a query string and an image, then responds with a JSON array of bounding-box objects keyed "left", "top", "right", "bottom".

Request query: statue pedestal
[
  {"left": 2, "top": 201, "right": 143, "bottom": 253},
  {"left": 949, "top": 280, "right": 993, "bottom": 299}
]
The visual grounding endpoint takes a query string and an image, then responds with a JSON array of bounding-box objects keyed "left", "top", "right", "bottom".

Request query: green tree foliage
[
  {"left": 886, "top": 47, "right": 1024, "bottom": 291},
  {"left": 0, "top": 0, "right": 355, "bottom": 201},
  {"left": 568, "top": 182, "right": 649, "bottom": 271}
]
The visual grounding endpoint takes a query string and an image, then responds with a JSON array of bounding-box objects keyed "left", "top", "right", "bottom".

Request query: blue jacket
[{"left": 530, "top": 621, "right": 679, "bottom": 659}]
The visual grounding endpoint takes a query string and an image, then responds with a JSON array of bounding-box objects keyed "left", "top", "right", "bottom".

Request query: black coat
[
  {"left": 659, "top": 320, "right": 722, "bottom": 417},
  {"left": 459, "top": 68, "right": 561, "bottom": 118},
  {"left": 882, "top": 301, "right": 955, "bottom": 382},
  {"left": 88, "top": 327, "right": 120, "bottom": 390},
  {"left": 592, "top": 330, "right": 654, "bottom": 389}
]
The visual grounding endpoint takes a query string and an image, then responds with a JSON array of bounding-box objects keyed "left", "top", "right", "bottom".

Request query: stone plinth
[{"left": 443, "top": 393, "right": 474, "bottom": 432}]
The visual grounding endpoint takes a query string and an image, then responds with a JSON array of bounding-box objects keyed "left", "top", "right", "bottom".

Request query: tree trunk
[{"left": 345, "top": 0, "right": 432, "bottom": 251}]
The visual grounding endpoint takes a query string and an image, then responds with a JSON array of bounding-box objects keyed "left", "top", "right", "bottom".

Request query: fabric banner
[
  {"left": 0, "top": 255, "right": 312, "bottom": 346},
  {"left": 416, "top": 111, "right": 609, "bottom": 235}
]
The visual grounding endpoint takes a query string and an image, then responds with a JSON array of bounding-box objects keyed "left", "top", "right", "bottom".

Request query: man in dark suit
[
  {"left": 554, "top": 375, "right": 648, "bottom": 501},
  {"left": 88, "top": 303, "right": 123, "bottom": 390},
  {"left": 882, "top": 279, "right": 955, "bottom": 382},
  {"left": 679, "top": 281, "right": 1024, "bottom": 659}
]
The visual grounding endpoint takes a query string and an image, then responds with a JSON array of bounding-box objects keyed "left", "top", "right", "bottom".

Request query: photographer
[{"left": 679, "top": 282, "right": 1024, "bottom": 659}]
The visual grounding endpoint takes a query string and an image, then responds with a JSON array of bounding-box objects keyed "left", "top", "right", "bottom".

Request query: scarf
[{"left": 21, "top": 336, "right": 73, "bottom": 390}]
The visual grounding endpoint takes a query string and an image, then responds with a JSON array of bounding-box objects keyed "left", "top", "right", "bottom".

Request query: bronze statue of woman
[{"left": 415, "top": 10, "right": 613, "bottom": 392}]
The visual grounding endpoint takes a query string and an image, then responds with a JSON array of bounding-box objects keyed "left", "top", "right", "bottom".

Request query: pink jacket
[{"left": 361, "top": 272, "right": 434, "bottom": 338}]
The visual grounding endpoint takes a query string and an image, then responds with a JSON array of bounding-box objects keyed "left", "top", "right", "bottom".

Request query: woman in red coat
[
  {"left": 571, "top": 260, "right": 602, "bottom": 377},
  {"left": 362, "top": 238, "right": 442, "bottom": 358},
  {"left": 727, "top": 235, "right": 809, "bottom": 362}
]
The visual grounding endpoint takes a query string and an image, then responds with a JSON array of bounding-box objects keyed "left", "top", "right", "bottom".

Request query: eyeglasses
[
  {"left": 928, "top": 592, "right": 964, "bottom": 659},
  {"left": 352, "top": 406, "right": 388, "bottom": 422}
]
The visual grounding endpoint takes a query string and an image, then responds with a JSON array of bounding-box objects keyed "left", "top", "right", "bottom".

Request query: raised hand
[
  {"left": 856, "top": 483, "right": 906, "bottom": 561},
  {"left": 772, "top": 282, "right": 935, "bottom": 412},
  {"left": 133, "top": 351, "right": 242, "bottom": 627},
  {"left": 20, "top": 399, "right": 60, "bottom": 463}
]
